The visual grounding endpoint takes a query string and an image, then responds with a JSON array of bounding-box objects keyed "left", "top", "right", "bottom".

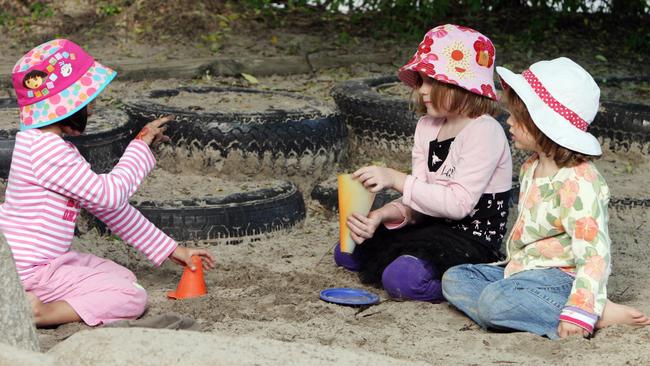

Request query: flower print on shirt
[
  {"left": 575, "top": 162, "right": 598, "bottom": 182},
  {"left": 584, "top": 255, "right": 606, "bottom": 279},
  {"left": 503, "top": 157, "right": 611, "bottom": 329},
  {"left": 525, "top": 183, "right": 541, "bottom": 209},
  {"left": 567, "top": 288, "right": 595, "bottom": 313},
  {"left": 535, "top": 237, "right": 565, "bottom": 258},
  {"left": 574, "top": 216, "right": 599, "bottom": 242},
  {"left": 559, "top": 179, "right": 579, "bottom": 208}
]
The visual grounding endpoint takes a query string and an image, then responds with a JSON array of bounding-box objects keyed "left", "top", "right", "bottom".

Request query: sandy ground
[
  {"left": 27, "top": 200, "right": 650, "bottom": 365},
  {"left": 132, "top": 167, "right": 282, "bottom": 203},
  {"left": 1, "top": 67, "right": 650, "bottom": 364}
]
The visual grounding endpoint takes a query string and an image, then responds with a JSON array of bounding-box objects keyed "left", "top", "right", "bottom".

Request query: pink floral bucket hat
[
  {"left": 12, "top": 39, "right": 116, "bottom": 130},
  {"left": 398, "top": 24, "right": 497, "bottom": 100}
]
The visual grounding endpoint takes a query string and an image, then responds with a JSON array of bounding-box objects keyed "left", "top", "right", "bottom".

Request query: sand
[
  {"left": 0, "top": 108, "right": 19, "bottom": 130},
  {"left": 25, "top": 202, "right": 649, "bottom": 365},
  {"left": 131, "top": 167, "right": 281, "bottom": 204},
  {"left": 1, "top": 69, "right": 650, "bottom": 365},
  {"left": 153, "top": 90, "right": 329, "bottom": 115}
]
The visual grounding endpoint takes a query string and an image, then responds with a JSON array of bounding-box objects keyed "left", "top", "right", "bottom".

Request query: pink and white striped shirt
[{"left": 0, "top": 129, "right": 177, "bottom": 280}]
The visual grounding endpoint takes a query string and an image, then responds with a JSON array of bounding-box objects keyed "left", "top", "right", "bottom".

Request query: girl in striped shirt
[{"left": 0, "top": 39, "right": 215, "bottom": 327}]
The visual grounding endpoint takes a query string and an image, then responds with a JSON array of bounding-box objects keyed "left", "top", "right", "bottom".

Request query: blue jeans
[{"left": 442, "top": 264, "right": 575, "bottom": 340}]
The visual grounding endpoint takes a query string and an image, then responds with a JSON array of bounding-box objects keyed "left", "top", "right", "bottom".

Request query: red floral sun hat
[{"left": 398, "top": 24, "right": 498, "bottom": 100}]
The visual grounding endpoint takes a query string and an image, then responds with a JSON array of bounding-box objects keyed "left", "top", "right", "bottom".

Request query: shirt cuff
[
  {"left": 560, "top": 306, "right": 598, "bottom": 334},
  {"left": 149, "top": 238, "right": 178, "bottom": 267},
  {"left": 383, "top": 202, "right": 408, "bottom": 230},
  {"left": 402, "top": 175, "right": 416, "bottom": 207}
]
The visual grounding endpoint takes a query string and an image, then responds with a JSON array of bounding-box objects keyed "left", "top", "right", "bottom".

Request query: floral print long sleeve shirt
[{"left": 503, "top": 154, "right": 611, "bottom": 334}]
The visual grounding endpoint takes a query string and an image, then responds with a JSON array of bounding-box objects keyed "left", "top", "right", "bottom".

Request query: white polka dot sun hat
[
  {"left": 496, "top": 57, "right": 602, "bottom": 155},
  {"left": 12, "top": 39, "right": 116, "bottom": 130}
]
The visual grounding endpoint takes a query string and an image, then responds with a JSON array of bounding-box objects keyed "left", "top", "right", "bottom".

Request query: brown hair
[
  {"left": 502, "top": 85, "right": 595, "bottom": 168},
  {"left": 412, "top": 77, "right": 499, "bottom": 119}
]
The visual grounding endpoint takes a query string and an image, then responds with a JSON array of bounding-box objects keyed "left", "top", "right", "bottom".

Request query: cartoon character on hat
[{"left": 12, "top": 38, "right": 116, "bottom": 131}]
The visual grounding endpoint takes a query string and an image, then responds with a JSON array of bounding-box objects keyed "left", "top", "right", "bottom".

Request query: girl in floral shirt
[{"left": 442, "top": 57, "right": 650, "bottom": 339}]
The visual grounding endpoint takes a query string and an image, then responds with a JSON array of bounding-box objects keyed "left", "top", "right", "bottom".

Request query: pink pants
[{"left": 22, "top": 251, "right": 147, "bottom": 326}]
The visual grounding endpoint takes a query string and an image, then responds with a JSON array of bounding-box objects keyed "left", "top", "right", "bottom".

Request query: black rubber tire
[
  {"left": 331, "top": 75, "right": 416, "bottom": 150},
  {"left": 0, "top": 105, "right": 137, "bottom": 177},
  {"left": 122, "top": 86, "right": 347, "bottom": 163},
  {"left": 310, "top": 180, "right": 402, "bottom": 212},
  {"left": 311, "top": 179, "right": 521, "bottom": 210},
  {"left": 97, "top": 181, "right": 306, "bottom": 242},
  {"left": 591, "top": 101, "right": 650, "bottom": 153},
  {"left": 0, "top": 98, "right": 18, "bottom": 179}
]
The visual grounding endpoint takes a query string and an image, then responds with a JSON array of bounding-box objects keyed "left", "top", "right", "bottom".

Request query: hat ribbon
[{"left": 522, "top": 69, "right": 589, "bottom": 132}]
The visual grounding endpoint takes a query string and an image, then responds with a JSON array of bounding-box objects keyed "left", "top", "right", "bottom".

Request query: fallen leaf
[
  {"left": 241, "top": 73, "right": 259, "bottom": 84},
  {"left": 595, "top": 54, "right": 608, "bottom": 62}
]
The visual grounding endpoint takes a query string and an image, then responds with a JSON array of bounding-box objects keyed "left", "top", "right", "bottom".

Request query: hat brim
[
  {"left": 19, "top": 61, "right": 116, "bottom": 131},
  {"left": 496, "top": 66, "right": 602, "bottom": 156}
]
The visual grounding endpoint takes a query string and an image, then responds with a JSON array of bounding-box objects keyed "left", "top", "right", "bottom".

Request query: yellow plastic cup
[{"left": 338, "top": 174, "right": 376, "bottom": 254}]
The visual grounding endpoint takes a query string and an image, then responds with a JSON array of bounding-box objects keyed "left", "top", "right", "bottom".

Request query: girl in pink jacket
[
  {"left": 0, "top": 39, "right": 215, "bottom": 327},
  {"left": 334, "top": 25, "right": 512, "bottom": 302}
]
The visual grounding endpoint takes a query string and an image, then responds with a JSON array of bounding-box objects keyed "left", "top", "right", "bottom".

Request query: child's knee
[
  {"left": 119, "top": 282, "right": 148, "bottom": 319},
  {"left": 333, "top": 242, "right": 362, "bottom": 272},
  {"left": 381, "top": 255, "right": 441, "bottom": 301},
  {"left": 476, "top": 282, "right": 514, "bottom": 326},
  {"left": 441, "top": 265, "right": 472, "bottom": 299}
]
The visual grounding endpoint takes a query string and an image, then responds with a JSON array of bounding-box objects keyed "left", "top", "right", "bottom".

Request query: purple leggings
[{"left": 334, "top": 243, "right": 443, "bottom": 302}]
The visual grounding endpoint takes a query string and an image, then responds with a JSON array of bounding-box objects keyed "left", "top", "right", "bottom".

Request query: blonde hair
[
  {"left": 502, "top": 85, "right": 595, "bottom": 168},
  {"left": 412, "top": 77, "right": 499, "bottom": 118}
]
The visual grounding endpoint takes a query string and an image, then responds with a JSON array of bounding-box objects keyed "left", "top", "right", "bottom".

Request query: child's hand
[
  {"left": 169, "top": 246, "right": 216, "bottom": 271},
  {"left": 352, "top": 166, "right": 407, "bottom": 193},
  {"left": 353, "top": 166, "right": 396, "bottom": 193},
  {"left": 557, "top": 320, "right": 590, "bottom": 338},
  {"left": 136, "top": 115, "right": 174, "bottom": 145},
  {"left": 347, "top": 211, "right": 382, "bottom": 244}
]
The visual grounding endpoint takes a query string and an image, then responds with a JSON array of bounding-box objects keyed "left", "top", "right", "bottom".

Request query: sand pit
[
  {"left": 28, "top": 203, "right": 650, "bottom": 364},
  {"left": 2, "top": 70, "right": 650, "bottom": 365},
  {"left": 131, "top": 167, "right": 281, "bottom": 204},
  {"left": 153, "top": 89, "right": 332, "bottom": 115}
]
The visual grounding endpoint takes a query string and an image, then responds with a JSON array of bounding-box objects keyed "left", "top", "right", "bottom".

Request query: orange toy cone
[{"left": 167, "top": 256, "right": 207, "bottom": 299}]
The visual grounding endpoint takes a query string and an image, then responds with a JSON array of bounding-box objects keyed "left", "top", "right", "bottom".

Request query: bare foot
[
  {"left": 596, "top": 300, "right": 650, "bottom": 329},
  {"left": 25, "top": 292, "right": 43, "bottom": 321}
]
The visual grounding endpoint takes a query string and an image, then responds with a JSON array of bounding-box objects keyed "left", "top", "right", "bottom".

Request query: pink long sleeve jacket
[{"left": 0, "top": 129, "right": 177, "bottom": 280}]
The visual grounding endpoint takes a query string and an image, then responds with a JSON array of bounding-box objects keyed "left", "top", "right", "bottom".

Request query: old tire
[
  {"left": 0, "top": 105, "right": 137, "bottom": 177},
  {"left": 95, "top": 181, "right": 306, "bottom": 242},
  {"left": 310, "top": 177, "right": 402, "bottom": 212},
  {"left": 123, "top": 86, "right": 347, "bottom": 172},
  {"left": 331, "top": 75, "right": 416, "bottom": 155}
]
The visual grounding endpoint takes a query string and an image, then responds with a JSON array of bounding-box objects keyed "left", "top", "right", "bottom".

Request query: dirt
[
  {"left": 150, "top": 90, "right": 331, "bottom": 115},
  {"left": 131, "top": 167, "right": 281, "bottom": 204},
  {"left": 0, "top": 108, "right": 19, "bottom": 130},
  {"left": 29, "top": 202, "right": 648, "bottom": 364},
  {"left": 1, "top": 2, "right": 650, "bottom": 364}
]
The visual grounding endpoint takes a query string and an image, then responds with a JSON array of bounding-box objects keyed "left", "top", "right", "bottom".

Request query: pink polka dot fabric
[
  {"left": 12, "top": 39, "right": 116, "bottom": 130},
  {"left": 398, "top": 24, "right": 498, "bottom": 101}
]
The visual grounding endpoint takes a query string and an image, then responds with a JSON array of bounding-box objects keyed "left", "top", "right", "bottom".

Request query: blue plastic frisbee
[{"left": 319, "top": 287, "right": 380, "bottom": 306}]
